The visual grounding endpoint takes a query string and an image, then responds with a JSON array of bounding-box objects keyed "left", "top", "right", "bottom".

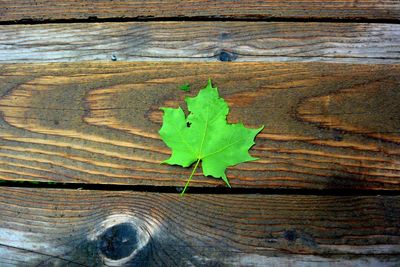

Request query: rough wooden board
[
  {"left": 0, "top": 62, "right": 400, "bottom": 190},
  {"left": 1, "top": 0, "right": 400, "bottom": 21},
  {"left": 0, "top": 187, "right": 399, "bottom": 266},
  {"left": 1, "top": 22, "right": 400, "bottom": 64}
]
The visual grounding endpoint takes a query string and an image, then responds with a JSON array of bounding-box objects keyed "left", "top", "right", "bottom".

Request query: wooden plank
[
  {"left": 1, "top": 22, "right": 400, "bottom": 64},
  {"left": 0, "top": 187, "right": 399, "bottom": 266},
  {"left": 1, "top": 0, "right": 400, "bottom": 22},
  {"left": 0, "top": 62, "right": 400, "bottom": 190}
]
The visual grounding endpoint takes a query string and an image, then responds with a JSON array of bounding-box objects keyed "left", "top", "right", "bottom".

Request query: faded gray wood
[
  {"left": 0, "top": 188, "right": 399, "bottom": 266},
  {"left": 0, "top": 22, "right": 400, "bottom": 63}
]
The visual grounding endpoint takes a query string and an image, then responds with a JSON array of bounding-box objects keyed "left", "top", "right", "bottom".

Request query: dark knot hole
[{"left": 98, "top": 223, "right": 139, "bottom": 260}]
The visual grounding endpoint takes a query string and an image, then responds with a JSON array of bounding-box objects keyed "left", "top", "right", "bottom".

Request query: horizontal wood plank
[
  {"left": 1, "top": 62, "right": 400, "bottom": 190},
  {"left": 1, "top": 22, "right": 400, "bottom": 64},
  {"left": 0, "top": 187, "right": 399, "bottom": 266},
  {"left": 1, "top": 0, "right": 400, "bottom": 22},
  {"left": 0, "top": 62, "right": 400, "bottom": 190}
]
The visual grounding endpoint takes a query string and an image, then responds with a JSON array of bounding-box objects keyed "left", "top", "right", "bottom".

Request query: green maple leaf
[
  {"left": 179, "top": 83, "right": 190, "bottom": 92},
  {"left": 159, "top": 79, "right": 263, "bottom": 195}
]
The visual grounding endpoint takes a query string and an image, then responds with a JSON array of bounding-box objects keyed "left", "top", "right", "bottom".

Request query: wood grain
[
  {"left": 1, "top": 0, "right": 400, "bottom": 22},
  {"left": 0, "top": 187, "right": 399, "bottom": 266},
  {"left": 0, "top": 62, "right": 400, "bottom": 190},
  {"left": 1, "top": 22, "right": 400, "bottom": 64}
]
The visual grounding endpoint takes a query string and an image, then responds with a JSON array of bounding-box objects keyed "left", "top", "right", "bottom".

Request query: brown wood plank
[
  {"left": 0, "top": 62, "right": 400, "bottom": 190},
  {"left": 0, "top": 0, "right": 399, "bottom": 22},
  {"left": 1, "top": 22, "right": 400, "bottom": 64},
  {"left": 0, "top": 187, "right": 399, "bottom": 266}
]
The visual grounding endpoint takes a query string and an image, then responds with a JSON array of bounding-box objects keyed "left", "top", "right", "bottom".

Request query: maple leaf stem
[{"left": 180, "top": 158, "right": 201, "bottom": 196}]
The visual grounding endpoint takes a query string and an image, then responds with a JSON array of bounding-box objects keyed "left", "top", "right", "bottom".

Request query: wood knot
[
  {"left": 218, "top": 50, "right": 237, "bottom": 62},
  {"left": 283, "top": 229, "right": 298, "bottom": 242},
  {"left": 98, "top": 223, "right": 138, "bottom": 260},
  {"left": 88, "top": 213, "right": 160, "bottom": 266}
]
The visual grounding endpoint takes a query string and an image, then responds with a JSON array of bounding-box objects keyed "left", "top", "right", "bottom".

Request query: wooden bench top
[{"left": 0, "top": 1, "right": 399, "bottom": 266}]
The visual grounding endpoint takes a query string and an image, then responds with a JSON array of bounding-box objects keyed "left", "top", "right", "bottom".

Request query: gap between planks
[{"left": 0, "top": 181, "right": 400, "bottom": 196}]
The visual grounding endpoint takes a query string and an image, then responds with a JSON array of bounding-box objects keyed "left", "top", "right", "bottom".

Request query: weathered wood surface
[
  {"left": 1, "top": 0, "right": 400, "bottom": 22},
  {"left": 0, "top": 187, "right": 399, "bottom": 266},
  {"left": 1, "top": 62, "right": 400, "bottom": 190},
  {"left": 1, "top": 22, "right": 400, "bottom": 64}
]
